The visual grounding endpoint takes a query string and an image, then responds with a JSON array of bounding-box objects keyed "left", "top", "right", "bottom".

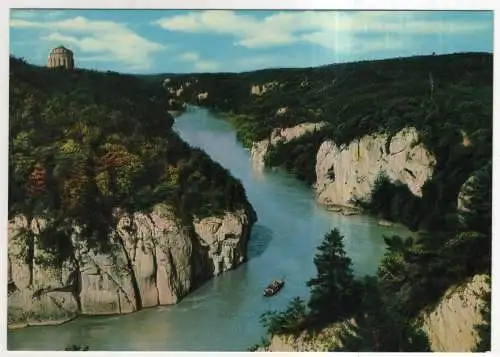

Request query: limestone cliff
[
  {"left": 7, "top": 204, "right": 254, "bottom": 329},
  {"left": 315, "top": 127, "right": 436, "bottom": 208},
  {"left": 250, "top": 122, "right": 329, "bottom": 168},
  {"left": 421, "top": 274, "right": 489, "bottom": 352}
]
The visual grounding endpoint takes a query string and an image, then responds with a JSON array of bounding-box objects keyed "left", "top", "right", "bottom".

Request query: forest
[
  {"left": 162, "top": 52, "right": 492, "bottom": 232},
  {"left": 9, "top": 56, "right": 250, "bottom": 264},
  {"left": 155, "top": 53, "right": 492, "bottom": 351}
]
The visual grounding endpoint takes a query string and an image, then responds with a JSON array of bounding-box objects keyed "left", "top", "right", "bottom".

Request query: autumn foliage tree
[{"left": 9, "top": 56, "right": 251, "bottom": 261}]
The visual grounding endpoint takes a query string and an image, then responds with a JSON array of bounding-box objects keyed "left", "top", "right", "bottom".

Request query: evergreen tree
[
  {"left": 333, "top": 276, "right": 431, "bottom": 352},
  {"left": 306, "top": 229, "right": 360, "bottom": 324}
]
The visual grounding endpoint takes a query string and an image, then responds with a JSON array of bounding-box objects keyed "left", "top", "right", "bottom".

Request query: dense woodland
[
  {"left": 156, "top": 53, "right": 492, "bottom": 351},
  {"left": 9, "top": 56, "right": 251, "bottom": 264},
  {"left": 163, "top": 53, "right": 492, "bottom": 232},
  {"left": 10, "top": 51, "right": 492, "bottom": 351}
]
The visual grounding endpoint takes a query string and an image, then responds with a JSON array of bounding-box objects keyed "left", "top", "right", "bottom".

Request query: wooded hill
[
  {"left": 155, "top": 54, "right": 492, "bottom": 351},
  {"left": 9, "top": 56, "right": 251, "bottom": 262},
  {"left": 159, "top": 52, "right": 492, "bottom": 232}
]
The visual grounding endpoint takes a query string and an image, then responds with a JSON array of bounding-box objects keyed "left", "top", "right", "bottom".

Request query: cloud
[
  {"left": 10, "top": 16, "right": 166, "bottom": 70},
  {"left": 154, "top": 10, "right": 491, "bottom": 52},
  {"left": 11, "top": 9, "right": 70, "bottom": 20},
  {"left": 178, "top": 51, "right": 218, "bottom": 72},
  {"left": 179, "top": 52, "right": 199, "bottom": 62}
]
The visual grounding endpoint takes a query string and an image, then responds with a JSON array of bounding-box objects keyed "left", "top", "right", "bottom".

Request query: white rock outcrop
[
  {"left": 250, "top": 122, "right": 328, "bottom": 168},
  {"left": 197, "top": 92, "right": 208, "bottom": 101},
  {"left": 193, "top": 210, "right": 250, "bottom": 276},
  {"left": 8, "top": 205, "right": 254, "bottom": 329},
  {"left": 250, "top": 81, "right": 279, "bottom": 96},
  {"left": 422, "top": 274, "right": 489, "bottom": 352},
  {"left": 457, "top": 175, "right": 475, "bottom": 213},
  {"left": 315, "top": 127, "right": 436, "bottom": 207}
]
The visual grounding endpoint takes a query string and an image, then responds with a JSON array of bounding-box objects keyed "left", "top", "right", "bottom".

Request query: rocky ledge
[{"left": 315, "top": 127, "right": 436, "bottom": 207}]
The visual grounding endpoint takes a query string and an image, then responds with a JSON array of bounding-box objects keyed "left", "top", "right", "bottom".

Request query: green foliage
[
  {"left": 306, "top": 229, "right": 361, "bottom": 324},
  {"left": 260, "top": 297, "right": 307, "bottom": 336},
  {"left": 266, "top": 129, "right": 329, "bottom": 184},
  {"left": 9, "top": 56, "right": 251, "bottom": 260},
  {"left": 333, "top": 276, "right": 431, "bottom": 352},
  {"left": 163, "top": 52, "right": 492, "bottom": 231},
  {"left": 376, "top": 161, "right": 491, "bottom": 318},
  {"left": 258, "top": 229, "right": 433, "bottom": 352}
]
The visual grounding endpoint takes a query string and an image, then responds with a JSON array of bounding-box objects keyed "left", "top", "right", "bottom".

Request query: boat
[{"left": 263, "top": 279, "right": 285, "bottom": 297}]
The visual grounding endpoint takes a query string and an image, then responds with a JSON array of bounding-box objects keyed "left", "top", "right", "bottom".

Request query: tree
[
  {"left": 306, "top": 229, "right": 360, "bottom": 324},
  {"left": 260, "top": 297, "right": 307, "bottom": 335}
]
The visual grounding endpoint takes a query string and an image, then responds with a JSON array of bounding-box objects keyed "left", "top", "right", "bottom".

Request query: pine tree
[{"left": 306, "top": 229, "right": 360, "bottom": 324}]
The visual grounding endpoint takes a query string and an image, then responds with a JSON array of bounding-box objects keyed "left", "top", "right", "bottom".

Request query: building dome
[{"left": 47, "top": 45, "right": 75, "bottom": 69}]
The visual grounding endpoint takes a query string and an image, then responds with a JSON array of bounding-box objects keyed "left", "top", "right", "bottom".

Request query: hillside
[
  {"left": 154, "top": 53, "right": 492, "bottom": 351},
  {"left": 160, "top": 52, "right": 492, "bottom": 232},
  {"left": 8, "top": 57, "right": 256, "bottom": 327}
]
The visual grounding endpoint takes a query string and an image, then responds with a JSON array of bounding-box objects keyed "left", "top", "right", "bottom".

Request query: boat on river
[{"left": 263, "top": 279, "right": 284, "bottom": 297}]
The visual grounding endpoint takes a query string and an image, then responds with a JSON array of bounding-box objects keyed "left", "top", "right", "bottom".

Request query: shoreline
[{"left": 8, "top": 316, "right": 76, "bottom": 331}]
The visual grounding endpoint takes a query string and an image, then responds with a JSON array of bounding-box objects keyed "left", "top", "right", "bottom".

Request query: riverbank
[
  {"left": 8, "top": 108, "right": 415, "bottom": 351},
  {"left": 8, "top": 317, "right": 75, "bottom": 331}
]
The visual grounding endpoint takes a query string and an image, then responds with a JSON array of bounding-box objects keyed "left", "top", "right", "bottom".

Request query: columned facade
[{"left": 47, "top": 45, "right": 75, "bottom": 69}]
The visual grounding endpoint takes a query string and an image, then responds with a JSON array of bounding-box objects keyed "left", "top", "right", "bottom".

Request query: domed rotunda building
[{"left": 47, "top": 45, "right": 75, "bottom": 69}]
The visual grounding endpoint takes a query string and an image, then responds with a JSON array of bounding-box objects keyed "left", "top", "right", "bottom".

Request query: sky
[{"left": 9, "top": 9, "right": 494, "bottom": 74}]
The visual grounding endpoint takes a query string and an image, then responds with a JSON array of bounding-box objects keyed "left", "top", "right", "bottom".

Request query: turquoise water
[{"left": 8, "top": 108, "right": 413, "bottom": 351}]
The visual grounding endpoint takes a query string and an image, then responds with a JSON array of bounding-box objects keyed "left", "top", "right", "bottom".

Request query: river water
[{"left": 8, "top": 108, "right": 413, "bottom": 351}]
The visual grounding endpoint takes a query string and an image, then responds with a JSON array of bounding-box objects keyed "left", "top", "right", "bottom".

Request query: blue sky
[{"left": 9, "top": 9, "right": 493, "bottom": 74}]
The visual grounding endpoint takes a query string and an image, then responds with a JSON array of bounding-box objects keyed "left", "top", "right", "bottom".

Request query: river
[{"left": 8, "top": 107, "right": 414, "bottom": 351}]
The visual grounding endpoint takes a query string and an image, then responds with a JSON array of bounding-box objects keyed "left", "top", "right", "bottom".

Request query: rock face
[
  {"left": 422, "top": 274, "right": 489, "bottom": 352},
  {"left": 7, "top": 205, "right": 254, "bottom": 328},
  {"left": 250, "top": 122, "right": 329, "bottom": 168},
  {"left": 250, "top": 81, "right": 279, "bottom": 96},
  {"left": 257, "top": 320, "right": 355, "bottom": 352},
  {"left": 315, "top": 127, "right": 436, "bottom": 207},
  {"left": 457, "top": 175, "right": 475, "bottom": 213}
]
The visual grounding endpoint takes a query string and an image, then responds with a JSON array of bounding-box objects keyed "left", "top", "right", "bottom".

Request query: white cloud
[
  {"left": 179, "top": 52, "right": 200, "bottom": 61},
  {"left": 195, "top": 61, "right": 219, "bottom": 71},
  {"left": 11, "top": 10, "right": 72, "bottom": 20},
  {"left": 10, "top": 16, "right": 166, "bottom": 70},
  {"left": 155, "top": 10, "right": 491, "bottom": 52},
  {"left": 177, "top": 51, "right": 218, "bottom": 72},
  {"left": 10, "top": 10, "right": 38, "bottom": 19}
]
